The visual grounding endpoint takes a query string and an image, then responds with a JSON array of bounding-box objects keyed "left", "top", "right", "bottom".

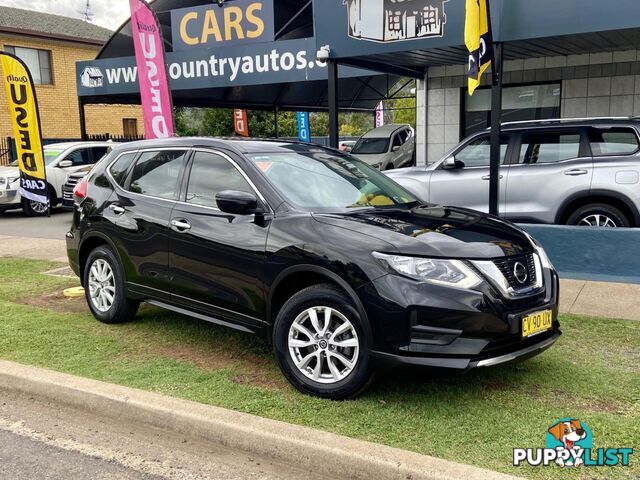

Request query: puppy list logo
[{"left": 513, "top": 418, "right": 634, "bottom": 468}]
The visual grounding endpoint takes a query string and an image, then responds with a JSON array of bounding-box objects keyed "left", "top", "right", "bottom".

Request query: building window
[
  {"left": 4, "top": 46, "right": 53, "bottom": 85},
  {"left": 463, "top": 83, "right": 561, "bottom": 138},
  {"left": 123, "top": 119, "right": 138, "bottom": 137}
]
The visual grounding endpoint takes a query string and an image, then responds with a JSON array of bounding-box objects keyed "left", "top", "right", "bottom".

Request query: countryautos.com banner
[{"left": 77, "top": 38, "right": 375, "bottom": 96}]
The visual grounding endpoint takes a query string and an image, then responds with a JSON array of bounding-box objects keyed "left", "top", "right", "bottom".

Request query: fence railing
[
  {"left": 0, "top": 137, "right": 13, "bottom": 166},
  {"left": 87, "top": 134, "right": 144, "bottom": 142}
]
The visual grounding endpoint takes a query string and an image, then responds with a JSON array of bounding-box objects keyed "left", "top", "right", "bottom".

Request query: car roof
[
  {"left": 497, "top": 117, "right": 640, "bottom": 132},
  {"left": 361, "top": 124, "right": 409, "bottom": 138},
  {"left": 109, "top": 137, "right": 341, "bottom": 156},
  {"left": 44, "top": 141, "right": 113, "bottom": 149}
]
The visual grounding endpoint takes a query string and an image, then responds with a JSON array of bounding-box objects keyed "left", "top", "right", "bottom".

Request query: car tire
[
  {"left": 566, "top": 204, "right": 631, "bottom": 228},
  {"left": 273, "top": 284, "right": 374, "bottom": 399},
  {"left": 384, "top": 164, "right": 394, "bottom": 171},
  {"left": 83, "top": 246, "right": 139, "bottom": 324},
  {"left": 21, "top": 197, "right": 49, "bottom": 217}
]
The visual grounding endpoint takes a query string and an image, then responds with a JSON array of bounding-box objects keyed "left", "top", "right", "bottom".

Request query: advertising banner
[
  {"left": 0, "top": 52, "right": 48, "bottom": 209},
  {"left": 234, "top": 109, "right": 249, "bottom": 137},
  {"left": 297, "top": 112, "right": 310, "bottom": 143},
  {"left": 76, "top": 38, "right": 378, "bottom": 97},
  {"left": 171, "top": 0, "right": 275, "bottom": 51},
  {"left": 465, "top": 0, "right": 493, "bottom": 95},
  {"left": 129, "top": 0, "right": 175, "bottom": 139},
  {"left": 375, "top": 101, "right": 384, "bottom": 128}
]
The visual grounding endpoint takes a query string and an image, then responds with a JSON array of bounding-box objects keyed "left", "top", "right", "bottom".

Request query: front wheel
[
  {"left": 22, "top": 197, "right": 49, "bottom": 217},
  {"left": 83, "top": 246, "right": 139, "bottom": 324},
  {"left": 273, "top": 284, "right": 373, "bottom": 399},
  {"left": 566, "top": 204, "right": 631, "bottom": 228}
]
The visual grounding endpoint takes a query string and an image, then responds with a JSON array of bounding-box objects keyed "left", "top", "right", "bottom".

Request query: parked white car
[
  {"left": 350, "top": 124, "right": 415, "bottom": 170},
  {"left": 0, "top": 142, "right": 112, "bottom": 216}
]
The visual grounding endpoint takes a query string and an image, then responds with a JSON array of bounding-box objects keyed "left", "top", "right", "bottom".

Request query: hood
[
  {"left": 0, "top": 166, "right": 19, "bottom": 177},
  {"left": 312, "top": 206, "right": 533, "bottom": 259},
  {"left": 351, "top": 153, "right": 388, "bottom": 165}
]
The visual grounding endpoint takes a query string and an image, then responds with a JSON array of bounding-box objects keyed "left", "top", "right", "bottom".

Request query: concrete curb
[{"left": 0, "top": 360, "right": 518, "bottom": 480}]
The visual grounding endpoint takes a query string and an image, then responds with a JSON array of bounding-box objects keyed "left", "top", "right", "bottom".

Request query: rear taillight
[{"left": 73, "top": 179, "right": 88, "bottom": 204}]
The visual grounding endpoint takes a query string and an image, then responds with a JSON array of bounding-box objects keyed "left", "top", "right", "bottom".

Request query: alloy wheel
[
  {"left": 88, "top": 259, "right": 116, "bottom": 313},
  {"left": 578, "top": 214, "right": 618, "bottom": 228},
  {"left": 288, "top": 306, "right": 360, "bottom": 384},
  {"left": 30, "top": 200, "right": 48, "bottom": 215}
]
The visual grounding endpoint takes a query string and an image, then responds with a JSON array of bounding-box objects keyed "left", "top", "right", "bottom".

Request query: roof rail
[{"left": 501, "top": 117, "right": 632, "bottom": 126}]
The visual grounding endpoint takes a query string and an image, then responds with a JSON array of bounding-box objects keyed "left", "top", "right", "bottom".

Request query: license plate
[{"left": 522, "top": 310, "right": 553, "bottom": 338}]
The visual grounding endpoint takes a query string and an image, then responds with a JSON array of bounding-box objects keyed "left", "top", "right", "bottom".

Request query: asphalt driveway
[{"left": 0, "top": 209, "right": 72, "bottom": 240}]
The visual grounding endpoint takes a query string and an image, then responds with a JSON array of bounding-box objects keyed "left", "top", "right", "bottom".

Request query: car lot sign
[
  {"left": 171, "top": 0, "right": 275, "bottom": 51},
  {"left": 0, "top": 52, "right": 48, "bottom": 209}
]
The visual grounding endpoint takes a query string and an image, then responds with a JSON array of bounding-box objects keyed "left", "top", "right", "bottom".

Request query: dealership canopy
[{"left": 76, "top": 0, "right": 401, "bottom": 111}]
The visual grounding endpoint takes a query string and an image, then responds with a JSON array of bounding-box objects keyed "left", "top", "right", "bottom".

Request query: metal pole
[
  {"left": 489, "top": 42, "right": 503, "bottom": 216},
  {"left": 274, "top": 107, "right": 279, "bottom": 138},
  {"left": 328, "top": 60, "right": 339, "bottom": 148},
  {"left": 78, "top": 97, "right": 87, "bottom": 141}
]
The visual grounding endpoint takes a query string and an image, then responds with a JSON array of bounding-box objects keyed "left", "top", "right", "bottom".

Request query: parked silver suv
[{"left": 387, "top": 118, "right": 640, "bottom": 227}]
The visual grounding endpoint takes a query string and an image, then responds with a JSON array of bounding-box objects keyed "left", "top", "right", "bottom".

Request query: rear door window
[
  {"left": 127, "top": 150, "right": 188, "bottom": 200},
  {"left": 518, "top": 131, "right": 582, "bottom": 164},
  {"left": 90, "top": 147, "right": 110, "bottom": 163},
  {"left": 589, "top": 128, "right": 639, "bottom": 156}
]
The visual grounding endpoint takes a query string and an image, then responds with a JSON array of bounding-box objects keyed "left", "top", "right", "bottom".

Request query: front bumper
[
  {"left": 357, "top": 265, "right": 561, "bottom": 371},
  {"left": 0, "top": 188, "right": 20, "bottom": 206}
]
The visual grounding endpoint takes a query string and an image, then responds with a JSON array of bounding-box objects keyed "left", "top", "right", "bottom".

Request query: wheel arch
[
  {"left": 77, "top": 232, "right": 123, "bottom": 286},
  {"left": 556, "top": 190, "right": 639, "bottom": 227},
  {"left": 267, "top": 265, "right": 373, "bottom": 345}
]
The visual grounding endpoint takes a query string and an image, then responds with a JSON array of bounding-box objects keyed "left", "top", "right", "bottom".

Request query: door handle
[
  {"left": 109, "top": 204, "right": 125, "bottom": 215},
  {"left": 482, "top": 175, "right": 504, "bottom": 180},
  {"left": 564, "top": 169, "right": 589, "bottom": 176},
  {"left": 170, "top": 218, "right": 191, "bottom": 232}
]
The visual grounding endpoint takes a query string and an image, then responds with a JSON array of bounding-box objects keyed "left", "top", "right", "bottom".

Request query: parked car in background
[
  {"left": 0, "top": 141, "right": 112, "bottom": 216},
  {"left": 350, "top": 124, "right": 415, "bottom": 170},
  {"left": 62, "top": 169, "right": 91, "bottom": 210},
  {"left": 388, "top": 118, "right": 640, "bottom": 228},
  {"left": 67, "top": 138, "right": 560, "bottom": 399},
  {"left": 339, "top": 140, "right": 357, "bottom": 152}
]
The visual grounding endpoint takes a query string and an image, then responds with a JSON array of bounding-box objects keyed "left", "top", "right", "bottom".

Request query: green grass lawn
[{"left": 0, "top": 258, "right": 638, "bottom": 479}]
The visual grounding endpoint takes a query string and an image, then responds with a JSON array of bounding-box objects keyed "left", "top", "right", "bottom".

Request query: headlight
[
  {"left": 373, "top": 252, "right": 483, "bottom": 289},
  {"left": 1, "top": 176, "right": 18, "bottom": 186},
  {"left": 536, "top": 246, "right": 554, "bottom": 270}
]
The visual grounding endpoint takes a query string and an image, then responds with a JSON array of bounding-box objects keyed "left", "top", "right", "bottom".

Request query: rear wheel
[
  {"left": 566, "top": 204, "right": 631, "bottom": 228},
  {"left": 384, "top": 163, "right": 395, "bottom": 171},
  {"left": 83, "top": 246, "right": 139, "bottom": 324},
  {"left": 273, "top": 284, "right": 373, "bottom": 399}
]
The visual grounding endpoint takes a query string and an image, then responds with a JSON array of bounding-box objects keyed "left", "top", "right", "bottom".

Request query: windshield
[
  {"left": 248, "top": 150, "right": 419, "bottom": 211},
  {"left": 9, "top": 147, "right": 64, "bottom": 167},
  {"left": 351, "top": 137, "right": 390, "bottom": 155}
]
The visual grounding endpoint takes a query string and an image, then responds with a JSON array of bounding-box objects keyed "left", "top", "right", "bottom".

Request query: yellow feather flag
[
  {"left": 0, "top": 52, "right": 48, "bottom": 208},
  {"left": 465, "top": 0, "right": 494, "bottom": 95}
]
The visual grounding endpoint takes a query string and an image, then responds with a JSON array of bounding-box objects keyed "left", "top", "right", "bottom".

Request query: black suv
[{"left": 67, "top": 138, "right": 561, "bottom": 399}]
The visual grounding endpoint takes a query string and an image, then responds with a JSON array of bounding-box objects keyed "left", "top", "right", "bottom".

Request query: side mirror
[
  {"left": 392, "top": 145, "right": 400, "bottom": 152},
  {"left": 216, "top": 190, "right": 259, "bottom": 215},
  {"left": 442, "top": 155, "right": 461, "bottom": 170},
  {"left": 58, "top": 159, "right": 73, "bottom": 168}
]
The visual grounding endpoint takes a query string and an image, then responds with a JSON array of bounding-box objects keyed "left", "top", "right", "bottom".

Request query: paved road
[
  {"left": 0, "top": 209, "right": 72, "bottom": 240},
  {"left": 0, "top": 389, "right": 321, "bottom": 480}
]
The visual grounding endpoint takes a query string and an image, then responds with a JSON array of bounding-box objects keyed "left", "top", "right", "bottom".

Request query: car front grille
[
  {"left": 62, "top": 176, "right": 83, "bottom": 200},
  {"left": 493, "top": 253, "right": 537, "bottom": 290}
]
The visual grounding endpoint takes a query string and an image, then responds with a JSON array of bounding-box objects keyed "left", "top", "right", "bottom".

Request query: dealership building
[{"left": 72, "top": 0, "right": 640, "bottom": 166}]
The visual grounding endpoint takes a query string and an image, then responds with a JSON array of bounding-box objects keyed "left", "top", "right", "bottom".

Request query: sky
[{"left": 0, "top": 0, "right": 130, "bottom": 31}]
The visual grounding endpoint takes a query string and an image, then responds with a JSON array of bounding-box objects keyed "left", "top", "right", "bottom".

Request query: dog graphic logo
[
  {"left": 80, "top": 66, "right": 104, "bottom": 88},
  {"left": 546, "top": 419, "right": 592, "bottom": 467},
  {"left": 344, "top": 0, "right": 448, "bottom": 43}
]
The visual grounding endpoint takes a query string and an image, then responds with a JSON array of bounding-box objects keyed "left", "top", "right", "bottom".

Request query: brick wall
[
  {"left": 0, "top": 34, "right": 144, "bottom": 139},
  {"left": 420, "top": 49, "right": 640, "bottom": 165}
]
